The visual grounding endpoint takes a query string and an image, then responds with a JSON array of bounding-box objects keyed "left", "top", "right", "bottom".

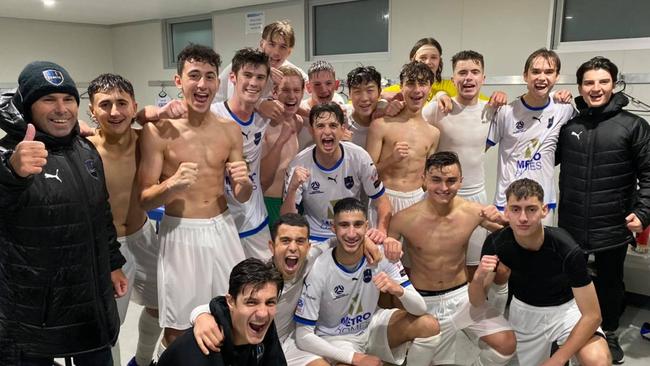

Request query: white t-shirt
[
  {"left": 294, "top": 247, "right": 411, "bottom": 336},
  {"left": 487, "top": 97, "right": 575, "bottom": 208},
  {"left": 424, "top": 98, "right": 493, "bottom": 196},
  {"left": 284, "top": 142, "right": 385, "bottom": 241},
  {"left": 347, "top": 109, "right": 370, "bottom": 149},
  {"left": 214, "top": 60, "right": 308, "bottom": 104},
  {"left": 212, "top": 101, "right": 269, "bottom": 235}
]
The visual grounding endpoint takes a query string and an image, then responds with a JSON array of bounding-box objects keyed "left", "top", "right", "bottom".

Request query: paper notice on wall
[{"left": 245, "top": 11, "right": 264, "bottom": 34}]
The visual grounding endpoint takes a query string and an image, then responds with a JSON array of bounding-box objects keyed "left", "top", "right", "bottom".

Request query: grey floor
[{"left": 110, "top": 297, "right": 650, "bottom": 365}]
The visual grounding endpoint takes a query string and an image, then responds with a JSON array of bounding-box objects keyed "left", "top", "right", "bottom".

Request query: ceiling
[{"left": 0, "top": 0, "right": 286, "bottom": 25}]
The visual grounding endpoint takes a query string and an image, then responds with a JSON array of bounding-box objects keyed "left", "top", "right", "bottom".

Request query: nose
[
  {"left": 518, "top": 210, "right": 528, "bottom": 223},
  {"left": 110, "top": 103, "right": 120, "bottom": 116},
  {"left": 197, "top": 76, "right": 208, "bottom": 88},
  {"left": 287, "top": 240, "right": 298, "bottom": 252},
  {"left": 254, "top": 304, "right": 270, "bottom": 319},
  {"left": 54, "top": 98, "right": 67, "bottom": 113}
]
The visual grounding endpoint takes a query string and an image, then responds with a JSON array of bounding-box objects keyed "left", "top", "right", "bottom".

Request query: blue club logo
[{"left": 42, "top": 70, "right": 64, "bottom": 86}]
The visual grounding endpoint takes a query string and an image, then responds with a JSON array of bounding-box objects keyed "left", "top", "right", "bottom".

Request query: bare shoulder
[
  {"left": 369, "top": 117, "right": 387, "bottom": 130},
  {"left": 142, "top": 118, "right": 177, "bottom": 139}
]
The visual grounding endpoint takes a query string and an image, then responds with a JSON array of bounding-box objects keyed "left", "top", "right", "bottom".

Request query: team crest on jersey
[
  {"left": 84, "top": 159, "right": 99, "bottom": 179},
  {"left": 547, "top": 116, "right": 555, "bottom": 129},
  {"left": 344, "top": 176, "right": 354, "bottom": 189},
  {"left": 363, "top": 269, "right": 372, "bottom": 283},
  {"left": 334, "top": 285, "right": 344, "bottom": 295},
  {"left": 310, "top": 181, "right": 323, "bottom": 194},
  {"left": 515, "top": 120, "right": 525, "bottom": 131},
  {"left": 254, "top": 131, "right": 262, "bottom": 145},
  {"left": 42, "top": 69, "right": 64, "bottom": 86}
]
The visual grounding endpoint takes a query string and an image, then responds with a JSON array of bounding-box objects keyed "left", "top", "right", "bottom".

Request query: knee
[
  {"left": 578, "top": 343, "right": 612, "bottom": 366},
  {"left": 490, "top": 331, "right": 517, "bottom": 356}
]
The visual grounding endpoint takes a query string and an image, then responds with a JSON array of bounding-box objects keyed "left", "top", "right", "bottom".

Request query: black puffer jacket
[
  {"left": 0, "top": 94, "right": 125, "bottom": 362},
  {"left": 557, "top": 92, "right": 650, "bottom": 252}
]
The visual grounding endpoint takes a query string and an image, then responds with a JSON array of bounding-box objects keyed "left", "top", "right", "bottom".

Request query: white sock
[
  {"left": 136, "top": 308, "right": 162, "bottom": 366},
  {"left": 487, "top": 282, "right": 509, "bottom": 314},
  {"left": 156, "top": 340, "right": 167, "bottom": 361},
  {"left": 472, "top": 345, "right": 513, "bottom": 366},
  {"left": 111, "top": 340, "right": 121, "bottom": 366},
  {"left": 406, "top": 334, "right": 441, "bottom": 366}
]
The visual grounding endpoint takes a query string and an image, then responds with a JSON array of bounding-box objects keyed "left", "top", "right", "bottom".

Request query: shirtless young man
[
  {"left": 366, "top": 61, "right": 440, "bottom": 223},
  {"left": 469, "top": 178, "right": 611, "bottom": 366},
  {"left": 87, "top": 74, "right": 162, "bottom": 366},
  {"left": 211, "top": 48, "right": 273, "bottom": 260},
  {"left": 389, "top": 152, "right": 516, "bottom": 365},
  {"left": 261, "top": 66, "right": 305, "bottom": 227},
  {"left": 138, "top": 44, "right": 252, "bottom": 349}
]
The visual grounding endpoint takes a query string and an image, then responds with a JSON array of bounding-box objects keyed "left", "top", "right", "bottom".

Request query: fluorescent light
[
  {"left": 565, "top": 16, "right": 574, "bottom": 20},
  {"left": 43, "top": 0, "right": 56, "bottom": 7}
]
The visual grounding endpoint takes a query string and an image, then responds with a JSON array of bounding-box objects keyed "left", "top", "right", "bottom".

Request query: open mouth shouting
[
  {"left": 321, "top": 136, "right": 336, "bottom": 152},
  {"left": 247, "top": 319, "right": 270, "bottom": 342}
]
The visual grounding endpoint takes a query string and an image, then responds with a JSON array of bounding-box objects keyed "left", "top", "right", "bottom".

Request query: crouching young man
[
  {"left": 469, "top": 178, "right": 611, "bottom": 366},
  {"left": 294, "top": 198, "right": 440, "bottom": 366},
  {"left": 157, "top": 258, "right": 286, "bottom": 365}
]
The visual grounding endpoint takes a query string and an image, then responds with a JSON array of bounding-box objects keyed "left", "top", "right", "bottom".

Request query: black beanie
[{"left": 12, "top": 61, "right": 80, "bottom": 122}]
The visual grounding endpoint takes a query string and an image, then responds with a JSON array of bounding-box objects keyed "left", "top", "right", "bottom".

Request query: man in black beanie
[{"left": 0, "top": 61, "right": 128, "bottom": 365}]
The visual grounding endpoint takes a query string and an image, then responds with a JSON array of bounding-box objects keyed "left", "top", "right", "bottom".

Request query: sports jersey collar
[
  {"left": 520, "top": 96, "right": 550, "bottom": 111},
  {"left": 332, "top": 247, "right": 366, "bottom": 274},
  {"left": 224, "top": 100, "right": 255, "bottom": 126},
  {"left": 312, "top": 143, "right": 344, "bottom": 172}
]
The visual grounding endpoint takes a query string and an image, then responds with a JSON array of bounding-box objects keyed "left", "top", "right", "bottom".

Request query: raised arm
[
  {"left": 280, "top": 165, "right": 308, "bottom": 215},
  {"left": 226, "top": 125, "right": 253, "bottom": 203},
  {"left": 260, "top": 119, "right": 298, "bottom": 192}
]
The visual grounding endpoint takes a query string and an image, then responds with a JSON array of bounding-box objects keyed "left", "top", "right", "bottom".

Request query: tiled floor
[{"left": 112, "top": 296, "right": 650, "bottom": 365}]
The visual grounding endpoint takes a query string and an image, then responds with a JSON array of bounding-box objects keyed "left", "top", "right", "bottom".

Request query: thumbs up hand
[{"left": 9, "top": 123, "right": 48, "bottom": 177}]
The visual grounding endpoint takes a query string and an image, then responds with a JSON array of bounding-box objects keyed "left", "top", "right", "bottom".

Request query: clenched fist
[
  {"left": 288, "top": 166, "right": 310, "bottom": 191},
  {"left": 167, "top": 162, "right": 198, "bottom": 191},
  {"left": 9, "top": 124, "right": 48, "bottom": 177},
  {"left": 226, "top": 161, "right": 252, "bottom": 187}
]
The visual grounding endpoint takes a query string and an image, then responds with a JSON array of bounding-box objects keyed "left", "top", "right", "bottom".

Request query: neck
[
  {"left": 270, "top": 113, "right": 294, "bottom": 127},
  {"left": 454, "top": 95, "right": 479, "bottom": 106},
  {"left": 522, "top": 93, "right": 549, "bottom": 108},
  {"left": 425, "top": 196, "right": 454, "bottom": 216},
  {"left": 351, "top": 110, "right": 372, "bottom": 126},
  {"left": 314, "top": 145, "right": 342, "bottom": 169},
  {"left": 227, "top": 98, "right": 255, "bottom": 121},
  {"left": 187, "top": 108, "right": 209, "bottom": 126},
  {"left": 97, "top": 128, "right": 136, "bottom": 149},
  {"left": 513, "top": 226, "right": 545, "bottom": 251},
  {"left": 401, "top": 103, "right": 423, "bottom": 119},
  {"left": 334, "top": 245, "right": 364, "bottom": 266}
]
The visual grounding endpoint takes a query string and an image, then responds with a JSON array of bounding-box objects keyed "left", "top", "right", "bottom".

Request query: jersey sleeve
[
  {"left": 381, "top": 256, "right": 411, "bottom": 288},
  {"left": 294, "top": 268, "right": 322, "bottom": 326},
  {"left": 284, "top": 164, "right": 304, "bottom": 206},
  {"left": 564, "top": 247, "right": 592, "bottom": 288},
  {"left": 481, "top": 233, "right": 498, "bottom": 257},
  {"left": 486, "top": 107, "right": 504, "bottom": 147},
  {"left": 359, "top": 150, "right": 385, "bottom": 199}
]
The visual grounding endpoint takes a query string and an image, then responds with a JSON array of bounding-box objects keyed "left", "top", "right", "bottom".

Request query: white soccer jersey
[
  {"left": 284, "top": 142, "right": 385, "bottom": 241},
  {"left": 294, "top": 247, "right": 411, "bottom": 337},
  {"left": 212, "top": 101, "right": 269, "bottom": 236},
  {"left": 424, "top": 98, "right": 493, "bottom": 196},
  {"left": 487, "top": 97, "right": 575, "bottom": 209}
]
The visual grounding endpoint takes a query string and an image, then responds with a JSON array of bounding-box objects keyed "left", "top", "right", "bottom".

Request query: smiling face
[
  {"left": 579, "top": 68, "right": 615, "bottom": 108},
  {"left": 401, "top": 77, "right": 431, "bottom": 111},
  {"left": 230, "top": 63, "right": 269, "bottom": 106},
  {"left": 452, "top": 59, "right": 485, "bottom": 104},
  {"left": 175, "top": 60, "right": 219, "bottom": 113},
  {"left": 30, "top": 93, "right": 79, "bottom": 137},
  {"left": 269, "top": 224, "right": 310, "bottom": 280},
  {"left": 307, "top": 71, "right": 340, "bottom": 105},
  {"left": 505, "top": 195, "right": 547, "bottom": 239},
  {"left": 332, "top": 210, "right": 367, "bottom": 256},
  {"left": 523, "top": 56, "right": 559, "bottom": 101},
  {"left": 227, "top": 282, "right": 279, "bottom": 345},
  {"left": 275, "top": 75, "right": 304, "bottom": 116},
  {"left": 424, "top": 163, "right": 462, "bottom": 205},
  {"left": 89, "top": 89, "right": 137, "bottom": 137},
  {"left": 349, "top": 81, "right": 380, "bottom": 119},
  {"left": 413, "top": 44, "right": 441, "bottom": 75},
  {"left": 260, "top": 34, "right": 292, "bottom": 68}
]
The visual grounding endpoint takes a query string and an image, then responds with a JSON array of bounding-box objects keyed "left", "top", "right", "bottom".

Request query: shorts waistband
[
  {"left": 117, "top": 217, "right": 152, "bottom": 243},
  {"left": 263, "top": 196, "right": 283, "bottom": 204},
  {"left": 385, "top": 187, "right": 424, "bottom": 199},
  {"left": 239, "top": 216, "right": 269, "bottom": 238},
  {"left": 416, "top": 283, "right": 467, "bottom": 297},
  {"left": 511, "top": 296, "right": 575, "bottom": 312},
  {"left": 161, "top": 211, "right": 232, "bottom": 227}
]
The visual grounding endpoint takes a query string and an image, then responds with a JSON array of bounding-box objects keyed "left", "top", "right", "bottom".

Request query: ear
[
  {"left": 229, "top": 71, "right": 237, "bottom": 85},
  {"left": 174, "top": 74, "right": 182, "bottom": 88},
  {"left": 335, "top": 79, "right": 340, "bottom": 89},
  {"left": 306, "top": 81, "right": 313, "bottom": 94},
  {"left": 267, "top": 239, "right": 275, "bottom": 255},
  {"left": 88, "top": 103, "right": 95, "bottom": 117},
  {"left": 541, "top": 204, "right": 549, "bottom": 219},
  {"left": 226, "top": 293, "right": 235, "bottom": 311}
]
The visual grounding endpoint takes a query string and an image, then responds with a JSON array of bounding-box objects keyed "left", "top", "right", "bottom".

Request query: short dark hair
[
  {"left": 399, "top": 61, "right": 435, "bottom": 86},
  {"left": 409, "top": 37, "right": 443, "bottom": 83},
  {"left": 425, "top": 151, "right": 462, "bottom": 174},
  {"left": 504, "top": 178, "right": 544, "bottom": 203},
  {"left": 576, "top": 56, "right": 618, "bottom": 86},
  {"left": 270, "top": 213, "right": 309, "bottom": 241},
  {"left": 347, "top": 66, "right": 381, "bottom": 90},
  {"left": 309, "top": 101, "right": 345, "bottom": 127},
  {"left": 88, "top": 73, "right": 135, "bottom": 103},
  {"left": 451, "top": 50, "right": 484, "bottom": 71},
  {"left": 231, "top": 47, "right": 270, "bottom": 76},
  {"left": 523, "top": 48, "right": 561, "bottom": 75},
  {"left": 262, "top": 20, "right": 295, "bottom": 48},
  {"left": 307, "top": 60, "right": 336, "bottom": 79},
  {"left": 228, "top": 258, "right": 284, "bottom": 300},
  {"left": 333, "top": 197, "right": 367, "bottom": 219},
  {"left": 176, "top": 44, "right": 221, "bottom": 76}
]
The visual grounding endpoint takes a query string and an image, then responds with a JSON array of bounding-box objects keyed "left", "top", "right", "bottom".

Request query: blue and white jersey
[
  {"left": 487, "top": 97, "right": 575, "bottom": 209},
  {"left": 212, "top": 101, "right": 269, "bottom": 237},
  {"left": 284, "top": 142, "right": 385, "bottom": 241},
  {"left": 294, "top": 246, "right": 411, "bottom": 337}
]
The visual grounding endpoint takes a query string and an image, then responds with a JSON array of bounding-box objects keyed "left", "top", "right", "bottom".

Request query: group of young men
[{"left": 1, "top": 17, "right": 649, "bottom": 366}]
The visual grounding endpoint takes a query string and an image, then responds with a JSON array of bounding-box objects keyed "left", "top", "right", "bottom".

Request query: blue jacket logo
[{"left": 42, "top": 70, "right": 64, "bottom": 86}]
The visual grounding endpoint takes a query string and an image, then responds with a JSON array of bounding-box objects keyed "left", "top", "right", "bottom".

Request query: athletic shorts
[
  {"left": 115, "top": 234, "right": 136, "bottom": 324},
  {"left": 415, "top": 284, "right": 512, "bottom": 365},
  {"left": 240, "top": 223, "right": 273, "bottom": 261},
  {"left": 458, "top": 189, "right": 489, "bottom": 266},
  {"left": 282, "top": 331, "right": 323, "bottom": 366},
  {"left": 264, "top": 196, "right": 283, "bottom": 230},
  {"left": 158, "top": 212, "right": 245, "bottom": 329},
  {"left": 322, "top": 308, "right": 408, "bottom": 364},
  {"left": 127, "top": 218, "right": 159, "bottom": 308},
  {"left": 509, "top": 297, "right": 604, "bottom": 365}
]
